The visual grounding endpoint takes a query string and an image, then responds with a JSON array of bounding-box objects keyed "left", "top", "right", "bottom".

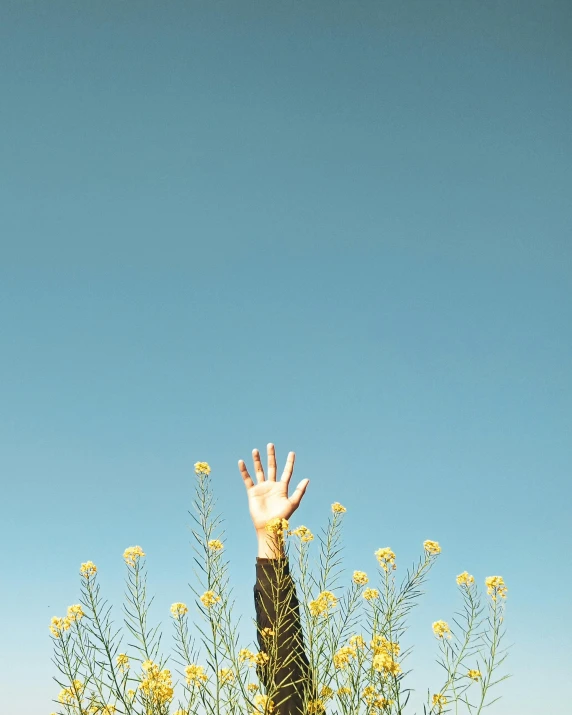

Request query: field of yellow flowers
[{"left": 49, "top": 462, "right": 509, "bottom": 715}]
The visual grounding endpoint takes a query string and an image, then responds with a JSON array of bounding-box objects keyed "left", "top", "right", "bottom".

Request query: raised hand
[{"left": 238, "top": 444, "right": 310, "bottom": 535}]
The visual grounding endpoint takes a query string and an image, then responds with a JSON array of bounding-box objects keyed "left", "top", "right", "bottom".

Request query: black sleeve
[{"left": 254, "top": 557, "right": 311, "bottom": 715}]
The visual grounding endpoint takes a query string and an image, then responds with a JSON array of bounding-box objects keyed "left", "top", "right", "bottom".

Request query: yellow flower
[
  {"left": 423, "top": 540, "right": 441, "bottom": 555},
  {"left": 468, "top": 669, "right": 482, "bottom": 681},
  {"left": 349, "top": 634, "right": 366, "bottom": 649},
  {"left": 289, "top": 525, "right": 314, "bottom": 542},
  {"left": 253, "top": 651, "right": 269, "bottom": 666},
  {"left": 218, "top": 668, "right": 235, "bottom": 685},
  {"left": 127, "top": 689, "right": 136, "bottom": 700},
  {"left": 116, "top": 653, "right": 129, "bottom": 670},
  {"left": 320, "top": 685, "right": 334, "bottom": 700},
  {"left": 333, "top": 645, "right": 357, "bottom": 669},
  {"left": 123, "top": 545, "right": 145, "bottom": 567},
  {"left": 332, "top": 502, "right": 346, "bottom": 514},
  {"left": 309, "top": 591, "right": 337, "bottom": 616},
  {"left": 260, "top": 627, "right": 275, "bottom": 637},
  {"left": 253, "top": 694, "right": 274, "bottom": 713},
  {"left": 485, "top": 576, "right": 508, "bottom": 600},
  {"left": 353, "top": 570, "right": 369, "bottom": 585},
  {"left": 375, "top": 547, "right": 396, "bottom": 572},
  {"left": 200, "top": 590, "right": 221, "bottom": 608},
  {"left": 456, "top": 571, "right": 475, "bottom": 587},
  {"left": 307, "top": 700, "right": 326, "bottom": 713},
  {"left": 265, "top": 517, "right": 289, "bottom": 535},
  {"left": 208, "top": 539, "right": 224, "bottom": 550},
  {"left": 432, "top": 620, "right": 451, "bottom": 639},
  {"left": 337, "top": 687, "right": 351, "bottom": 696},
  {"left": 66, "top": 604, "right": 84, "bottom": 622},
  {"left": 139, "top": 664, "right": 174, "bottom": 703},
  {"left": 49, "top": 616, "right": 71, "bottom": 638},
  {"left": 194, "top": 461, "right": 211, "bottom": 475},
  {"left": 247, "top": 683, "right": 259, "bottom": 692},
  {"left": 372, "top": 651, "right": 401, "bottom": 675},
  {"left": 185, "top": 664, "right": 208, "bottom": 685},
  {"left": 363, "top": 587, "right": 380, "bottom": 600},
  {"left": 432, "top": 693, "right": 447, "bottom": 710},
  {"left": 170, "top": 602, "right": 189, "bottom": 619},
  {"left": 371, "top": 635, "right": 400, "bottom": 657},
  {"left": 238, "top": 648, "right": 255, "bottom": 663},
  {"left": 57, "top": 681, "right": 84, "bottom": 705},
  {"left": 80, "top": 561, "right": 97, "bottom": 578},
  {"left": 101, "top": 707, "right": 116, "bottom": 715}
]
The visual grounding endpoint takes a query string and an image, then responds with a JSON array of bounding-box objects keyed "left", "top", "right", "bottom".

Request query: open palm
[{"left": 239, "top": 444, "right": 310, "bottom": 532}]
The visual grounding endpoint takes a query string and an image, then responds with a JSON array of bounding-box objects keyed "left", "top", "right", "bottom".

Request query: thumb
[{"left": 289, "top": 478, "right": 310, "bottom": 510}]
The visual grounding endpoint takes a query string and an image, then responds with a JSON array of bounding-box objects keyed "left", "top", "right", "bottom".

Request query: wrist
[{"left": 256, "top": 529, "right": 285, "bottom": 559}]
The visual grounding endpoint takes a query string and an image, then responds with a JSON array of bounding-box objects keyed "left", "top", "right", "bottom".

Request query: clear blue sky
[{"left": 1, "top": 1, "right": 571, "bottom": 713}]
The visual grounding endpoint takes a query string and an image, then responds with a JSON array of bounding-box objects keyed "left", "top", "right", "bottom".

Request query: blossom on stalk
[
  {"left": 200, "top": 590, "right": 221, "bottom": 608},
  {"left": 49, "top": 616, "right": 71, "bottom": 638},
  {"left": 116, "top": 653, "right": 129, "bottom": 670},
  {"left": 66, "top": 604, "right": 84, "bottom": 622},
  {"left": 289, "top": 525, "right": 314, "bottom": 542},
  {"left": 423, "top": 540, "right": 441, "bottom": 555},
  {"left": 485, "top": 575, "right": 508, "bottom": 600},
  {"left": 352, "top": 570, "right": 369, "bottom": 585},
  {"left": 194, "top": 461, "right": 211, "bottom": 475},
  {"left": 253, "top": 694, "right": 274, "bottom": 713},
  {"left": 139, "top": 661, "right": 174, "bottom": 703},
  {"left": 375, "top": 547, "right": 396, "bottom": 572},
  {"left": 265, "top": 517, "right": 289, "bottom": 535},
  {"left": 331, "top": 502, "right": 346, "bottom": 514},
  {"left": 363, "top": 587, "right": 379, "bottom": 600},
  {"left": 80, "top": 561, "right": 97, "bottom": 578},
  {"left": 208, "top": 539, "right": 224, "bottom": 550},
  {"left": 170, "top": 602, "right": 188, "bottom": 618},
  {"left": 432, "top": 693, "right": 447, "bottom": 710},
  {"left": 333, "top": 645, "right": 357, "bottom": 669},
  {"left": 123, "top": 545, "right": 145, "bottom": 567},
  {"left": 372, "top": 651, "right": 401, "bottom": 675},
  {"left": 456, "top": 571, "right": 475, "bottom": 586},
  {"left": 468, "top": 669, "right": 482, "bottom": 681},
  {"left": 185, "top": 664, "right": 208, "bottom": 685},
  {"left": 432, "top": 620, "right": 451, "bottom": 639},
  {"left": 309, "top": 590, "right": 337, "bottom": 616}
]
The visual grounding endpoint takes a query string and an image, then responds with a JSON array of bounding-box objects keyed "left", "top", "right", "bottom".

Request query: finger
[
  {"left": 252, "top": 448, "right": 265, "bottom": 484},
  {"left": 267, "top": 443, "right": 277, "bottom": 481},
  {"left": 289, "top": 478, "right": 309, "bottom": 510},
  {"left": 238, "top": 459, "right": 255, "bottom": 490},
  {"left": 280, "top": 451, "right": 296, "bottom": 484}
]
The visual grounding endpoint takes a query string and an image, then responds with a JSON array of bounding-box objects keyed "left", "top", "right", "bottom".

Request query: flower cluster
[
  {"left": 58, "top": 680, "right": 84, "bottom": 704},
  {"left": 289, "top": 525, "right": 314, "bottom": 542},
  {"left": 116, "top": 653, "right": 129, "bottom": 671},
  {"left": 194, "top": 461, "right": 211, "bottom": 475},
  {"left": 363, "top": 587, "right": 379, "bottom": 600},
  {"left": 170, "top": 602, "right": 188, "bottom": 619},
  {"left": 309, "top": 590, "right": 337, "bottom": 617},
  {"left": 252, "top": 693, "right": 274, "bottom": 714},
  {"left": 208, "top": 539, "right": 224, "bottom": 550},
  {"left": 433, "top": 693, "right": 448, "bottom": 710},
  {"left": 333, "top": 644, "right": 357, "bottom": 669},
  {"left": 371, "top": 634, "right": 400, "bottom": 657},
  {"left": 485, "top": 575, "right": 508, "bottom": 600},
  {"left": 423, "top": 540, "right": 441, "bottom": 555},
  {"left": 456, "top": 571, "right": 475, "bottom": 587},
  {"left": 185, "top": 664, "right": 208, "bottom": 686},
  {"left": 375, "top": 547, "right": 396, "bottom": 572},
  {"left": 238, "top": 648, "right": 269, "bottom": 667},
  {"left": 331, "top": 502, "right": 347, "bottom": 514},
  {"left": 265, "top": 517, "right": 289, "bottom": 536},
  {"left": 123, "top": 545, "right": 146, "bottom": 567},
  {"left": 352, "top": 570, "right": 369, "bottom": 585},
  {"left": 200, "top": 590, "right": 221, "bottom": 608},
  {"left": 362, "top": 686, "right": 394, "bottom": 709},
  {"left": 468, "top": 669, "right": 482, "bottom": 681},
  {"left": 371, "top": 636, "right": 401, "bottom": 674},
  {"left": 139, "top": 660, "right": 174, "bottom": 704},
  {"left": 432, "top": 620, "right": 451, "bottom": 639},
  {"left": 80, "top": 561, "right": 97, "bottom": 578}
]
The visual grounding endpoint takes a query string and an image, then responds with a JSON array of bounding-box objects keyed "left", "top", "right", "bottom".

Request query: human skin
[{"left": 238, "top": 443, "right": 310, "bottom": 558}]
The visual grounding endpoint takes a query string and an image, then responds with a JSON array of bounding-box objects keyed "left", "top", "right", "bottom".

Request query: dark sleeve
[{"left": 254, "top": 557, "right": 311, "bottom": 715}]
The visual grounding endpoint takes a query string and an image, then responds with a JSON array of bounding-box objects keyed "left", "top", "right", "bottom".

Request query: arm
[{"left": 239, "top": 444, "right": 311, "bottom": 715}]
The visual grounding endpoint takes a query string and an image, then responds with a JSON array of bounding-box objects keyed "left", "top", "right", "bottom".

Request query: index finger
[
  {"left": 280, "top": 451, "right": 296, "bottom": 484},
  {"left": 238, "top": 459, "right": 255, "bottom": 490}
]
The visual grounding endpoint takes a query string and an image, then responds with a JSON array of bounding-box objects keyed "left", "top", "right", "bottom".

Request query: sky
[{"left": 0, "top": 0, "right": 571, "bottom": 713}]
